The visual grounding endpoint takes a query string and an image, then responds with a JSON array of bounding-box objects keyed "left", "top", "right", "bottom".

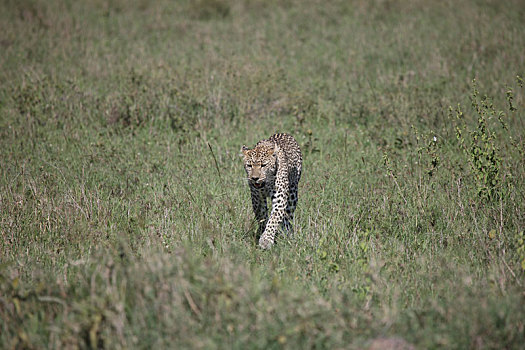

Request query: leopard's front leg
[
  {"left": 250, "top": 186, "right": 268, "bottom": 238},
  {"left": 259, "top": 173, "right": 289, "bottom": 250}
]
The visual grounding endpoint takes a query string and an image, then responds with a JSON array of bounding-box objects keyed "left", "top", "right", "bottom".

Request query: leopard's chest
[{"left": 249, "top": 174, "right": 279, "bottom": 197}]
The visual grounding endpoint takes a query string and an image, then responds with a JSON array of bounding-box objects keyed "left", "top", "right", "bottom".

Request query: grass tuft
[{"left": 1, "top": 0, "right": 525, "bottom": 348}]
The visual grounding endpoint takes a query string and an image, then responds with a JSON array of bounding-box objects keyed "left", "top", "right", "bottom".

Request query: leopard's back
[{"left": 267, "top": 133, "right": 302, "bottom": 184}]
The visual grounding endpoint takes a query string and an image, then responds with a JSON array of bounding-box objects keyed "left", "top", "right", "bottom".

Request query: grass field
[{"left": 1, "top": 0, "right": 525, "bottom": 348}]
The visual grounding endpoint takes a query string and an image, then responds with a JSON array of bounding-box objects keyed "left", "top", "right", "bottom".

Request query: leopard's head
[{"left": 241, "top": 141, "right": 278, "bottom": 189}]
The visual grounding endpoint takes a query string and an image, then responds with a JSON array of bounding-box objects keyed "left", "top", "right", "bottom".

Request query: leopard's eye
[
  {"left": 261, "top": 163, "right": 267, "bottom": 167},
  {"left": 247, "top": 164, "right": 252, "bottom": 168}
]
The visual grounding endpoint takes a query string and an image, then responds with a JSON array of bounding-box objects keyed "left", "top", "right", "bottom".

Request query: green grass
[{"left": 1, "top": 0, "right": 525, "bottom": 348}]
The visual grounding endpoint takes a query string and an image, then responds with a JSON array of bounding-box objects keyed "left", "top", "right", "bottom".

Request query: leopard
[{"left": 241, "top": 133, "right": 302, "bottom": 249}]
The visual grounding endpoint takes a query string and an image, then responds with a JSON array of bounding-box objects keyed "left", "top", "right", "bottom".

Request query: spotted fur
[{"left": 241, "top": 133, "right": 302, "bottom": 249}]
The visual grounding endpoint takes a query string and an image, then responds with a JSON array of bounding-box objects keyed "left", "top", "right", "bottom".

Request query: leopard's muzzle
[{"left": 251, "top": 180, "right": 265, "bottom": 189}]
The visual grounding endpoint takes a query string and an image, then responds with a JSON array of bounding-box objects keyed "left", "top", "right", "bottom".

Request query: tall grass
[{"left": 1, "top": 0, "right": 524, "bottom": 348}]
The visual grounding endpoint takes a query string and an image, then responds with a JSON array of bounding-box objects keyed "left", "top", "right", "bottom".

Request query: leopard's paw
[{"left": 258, "top": 235, "right": 274, "bottom": 250}]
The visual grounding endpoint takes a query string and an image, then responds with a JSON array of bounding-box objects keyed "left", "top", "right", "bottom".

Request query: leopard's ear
[{"left": 240, "top": 145, "right": 249, "bottom": 157}]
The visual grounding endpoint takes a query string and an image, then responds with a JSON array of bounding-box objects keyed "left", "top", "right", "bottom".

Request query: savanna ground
[{"left": 1, "top": 0, "right": 525, "bottom": 348}]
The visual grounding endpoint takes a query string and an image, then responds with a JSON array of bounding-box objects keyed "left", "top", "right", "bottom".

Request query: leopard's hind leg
[{"left": 282, "top": 182, "right": 298, "bottom": 234}]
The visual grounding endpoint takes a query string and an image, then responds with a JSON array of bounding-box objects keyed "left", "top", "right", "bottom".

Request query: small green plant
[
  {"left": 412, "top": 125, "right": 440, "bottom": 177},
  {"left": 504, "top": 76, "right": 525, "bottom": 159},
  {"left": 452, "top": 80, "right": 505, "bottom": 201}
]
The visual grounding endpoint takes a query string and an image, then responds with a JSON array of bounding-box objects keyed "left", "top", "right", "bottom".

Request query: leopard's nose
[{"left": 251, "top": 176, "right": 259, "bottom": 181}]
